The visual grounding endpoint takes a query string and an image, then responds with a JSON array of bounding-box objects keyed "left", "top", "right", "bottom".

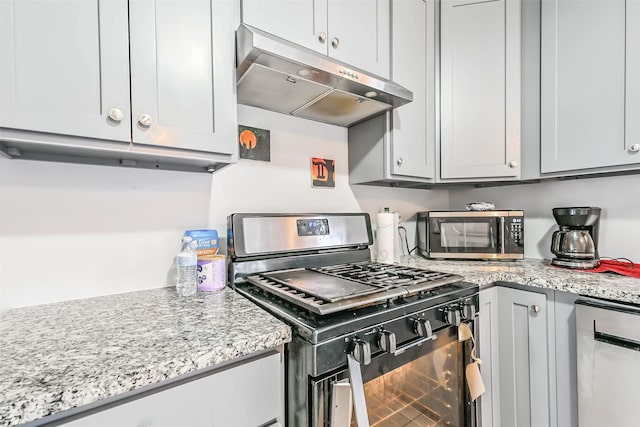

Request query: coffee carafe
[{"left": 550, "top": 207, "right": 601, "bottom": 269}]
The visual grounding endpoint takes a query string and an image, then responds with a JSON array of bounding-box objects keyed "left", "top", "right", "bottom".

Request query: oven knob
[
  {"left": 463, "top": 304, "right": 476, "bottom": 320},
  {"left": 377, "top": 330, "right": 397, "bottom": 354},
  {"left": 446, "top": 308, "right": 462, "bottom": 326},
  {"left": 350, "top": 338, "right": 371, "bottom": 365},
  {"left": 414, "top": 318, "right": 433, "bottom": 338}
]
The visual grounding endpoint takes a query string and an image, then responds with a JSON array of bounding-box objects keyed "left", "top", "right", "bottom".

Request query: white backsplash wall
[
  {"left": 448, "top": 174, "right": 640, "bottom": 260},
  {"left": 0, "top": 158, "right": 213, "bottom": 309},
  {"left": 0, "top": 105, "right": 448, "bottom": 310},
  {"left": 210, "top": 105, "right": 450, "bottom": 253}
]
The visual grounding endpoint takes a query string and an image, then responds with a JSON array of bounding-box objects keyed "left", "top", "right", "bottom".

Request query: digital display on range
[{"left": 297, "top": 218, "right": 330, "bottom": 236}]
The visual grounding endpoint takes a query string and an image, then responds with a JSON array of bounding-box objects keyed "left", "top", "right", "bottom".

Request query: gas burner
[
  {"left": 313, "top": 262, "right": 460, "bottom": 288},
  {"left": 245, "top": 262, "right": 463, "bottom": 315}
]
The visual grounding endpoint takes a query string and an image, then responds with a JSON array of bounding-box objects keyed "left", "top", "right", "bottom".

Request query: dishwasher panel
[{"left": 576, "top": 300, "right": 640, "bottom": 427}]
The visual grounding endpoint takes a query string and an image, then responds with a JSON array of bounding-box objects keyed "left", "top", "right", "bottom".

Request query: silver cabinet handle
[
  {"left": 318, "top": 32, "right": 327, "bottom": 43},
  {"left": 531, "top": 305, "right": 541, "bottom": 313},
  {"left": 629, "top": 144, "right": 640, "bottom": 153},
  {"left": 138, "top": 113, "right": 153, "bottom": 127},
  {"left": 108, "top": 108, "right": 124, "bottom": 122},
  {"left": 509, "top": 160, "right": 519, "bottom": 168},
  {"left": 331, "top": 37, "right": 340, "bottom": 49},
  {"left": 396, "top": 157, "right": 403, "bottom": 166}
]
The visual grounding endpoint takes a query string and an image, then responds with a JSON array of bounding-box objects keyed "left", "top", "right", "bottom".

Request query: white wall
[
  {"left": 211, "top": 106, "right": 450, "bottom": 251},
  {"left": 0, "top": 157, "right": 213, "bottom": 309},
  {"left": 3, "top": 106, "right": 639, "bottom": 310},
  {"left": 0, "top": 106, "right": 448, "bottom": 310},
  {"left": 448, "top": 174, "right": 640, "bottom": 260}
]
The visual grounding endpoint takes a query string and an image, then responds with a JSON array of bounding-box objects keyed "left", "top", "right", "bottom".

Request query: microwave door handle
[{"left": 500, "top": 217, "right": 506, "bottom": 254}]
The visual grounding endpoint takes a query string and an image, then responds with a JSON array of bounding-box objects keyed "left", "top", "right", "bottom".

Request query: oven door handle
[{"left": 393, "top": 333, "right": 438, "bottom": 356}]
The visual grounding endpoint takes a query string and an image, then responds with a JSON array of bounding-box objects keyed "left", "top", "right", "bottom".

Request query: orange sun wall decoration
[{"left": 238, "top": 125, "right": 270, "bottom": 161}]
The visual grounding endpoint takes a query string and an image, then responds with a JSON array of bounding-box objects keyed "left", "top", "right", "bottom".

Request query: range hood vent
[{"left": 236, "top": 24, "right": 412, "bottom": 127}]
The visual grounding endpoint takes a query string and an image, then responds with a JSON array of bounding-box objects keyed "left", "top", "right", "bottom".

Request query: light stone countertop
[
  {"left": 2, "top": 257, "right": 639, "bottom": 426},
  {"left": 0, "top": 287, "right": 291, "bottom": 427},
  {"left": 398, "top": 256, "right": 640, "bottom": 305}
]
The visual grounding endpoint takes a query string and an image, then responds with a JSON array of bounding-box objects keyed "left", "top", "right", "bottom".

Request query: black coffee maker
[{"left": 550, "top": 207, "right": 601, "bottom": 269}]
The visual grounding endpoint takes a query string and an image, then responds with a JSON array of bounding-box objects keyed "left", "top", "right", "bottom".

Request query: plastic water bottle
[{"left": 176, "top": 236, "right": 198, "bottom": 296}]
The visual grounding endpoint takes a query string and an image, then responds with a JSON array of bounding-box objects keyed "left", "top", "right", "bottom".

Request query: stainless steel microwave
[{"left": 417, "top": 210, "right": 524, "bottom": 260}]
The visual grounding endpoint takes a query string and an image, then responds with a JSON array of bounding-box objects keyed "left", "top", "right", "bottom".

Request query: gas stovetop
[{"left": 244, "top": 262, "right": 463, "bottom": 315}]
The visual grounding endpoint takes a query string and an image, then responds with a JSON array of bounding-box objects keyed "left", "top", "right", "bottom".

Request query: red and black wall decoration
[{"left": 311, "top": 157, "right": 335, "bottom": 188}]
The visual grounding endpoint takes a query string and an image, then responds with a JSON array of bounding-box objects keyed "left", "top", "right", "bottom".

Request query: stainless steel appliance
[
  {"left": 550, "top": 207, "right": 601, "bottom": 269},
  {"left": 417, "top": 210, "right": 524, "bottom": 260},
  {"left": 228, "top": 213, "right": 479, "bottom": 427},
  {"left": 576, "top": 299, "right": 640, "bottom": 426},
  {"left": 235, "top": 25, "right": 412, "bottom": 127}
]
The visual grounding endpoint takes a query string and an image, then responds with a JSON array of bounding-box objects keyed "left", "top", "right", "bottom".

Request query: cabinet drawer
[{"left": 60, "top": 352, "right": 282, "bottom": 427}]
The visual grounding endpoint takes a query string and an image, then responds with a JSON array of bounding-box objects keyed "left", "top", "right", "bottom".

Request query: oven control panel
[{"left": 312, "top": 293, "right": 479, "bottom": 376}]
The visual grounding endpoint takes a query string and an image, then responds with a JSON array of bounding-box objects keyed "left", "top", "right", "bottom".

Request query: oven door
[
  {"left": 310, "top": 323, "right": 476, "bottom": 427},
  {"left": 427, "top": 213, "right": 507, "bottom": 259}
]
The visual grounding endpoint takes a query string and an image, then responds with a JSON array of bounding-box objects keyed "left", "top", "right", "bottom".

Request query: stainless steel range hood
[{"left": 236, "top": 24, "right": 413, "bottom": 127}]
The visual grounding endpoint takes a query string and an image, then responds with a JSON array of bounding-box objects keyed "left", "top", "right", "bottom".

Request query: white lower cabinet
[
  {"left": 478, "top": 285, "right": 578, "bottom": 427},
  {"left": 58, "top": 351, "right": 283, "bottom": 427}
]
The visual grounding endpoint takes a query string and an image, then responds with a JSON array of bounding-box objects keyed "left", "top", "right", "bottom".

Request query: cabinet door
[
  {"left": 0, "top": 0, "right": 130, "bottom": 142},
  {"left": 554, "top": 291, "right": 579, "bottom": 427},
  {"left": 541, "top": 0, "right": 632, "bottom": 173},
  {"left": 62, "top": 352, "right": 283, "bottom": 427},
  {"left": 498, "top": 287, "right": 553, "bottom": 427},
  {"left": 440, "top": 0, "right": 520, "bottom": 180},
  {"left": 327, "top": 0, "right": 390, "bottom": 78},
  {"left": 129, "top": 0, "right": 237, "bottom": 155},
  {"left": 389, "top": 0, "right": 435, "bottom": 180},
  {"left": 241, "top": 0, "right": 328, "bottom": 54},
  {"left": 478, "top": 287, "right": 501, "bottom": 427},
  {"left": 627, "top": 0, "right": 640, "bottom": 157}
]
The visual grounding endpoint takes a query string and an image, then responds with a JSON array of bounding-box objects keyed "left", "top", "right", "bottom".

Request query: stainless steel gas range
[{"left": 228, "top": 213, "right": 479, "bottom": 427}]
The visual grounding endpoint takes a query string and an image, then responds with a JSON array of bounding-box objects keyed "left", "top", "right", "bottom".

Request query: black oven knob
[
  {"left": 350, "top": 338, "right": 371, "bottom": 365},
  {"left": 446, "top": 308, "right": 462, "bottom": 326},
  {"left": 377, "top": 329, "right": 397, "bottom": 354},
  {"left": 414, "top": 318, "right": 433, "bottom": 338}
]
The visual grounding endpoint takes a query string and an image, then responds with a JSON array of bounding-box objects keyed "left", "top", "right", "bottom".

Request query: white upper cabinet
[
  {"left": 0, "top": 0, "right": 131, "bottom": 142},
  {"left": 628, "top": 0, "right": 640, "bottom": 160},
  {"left": 0, "top": 0, "right": 237, "bottom": 170},
  {"left": 241, "top": 0, "right": 390, "bottom": 78},
  {"left": 389, "top": 0, "right": 435, "bottom": 180},
  {"left": 348, "top": 0, "right": 436, "bottom": 187},
  {"left": 439, "top": 0, "right": 521, "bottom": 181},
  {"left": 541, "top": 0, "right": 640, "bottom": 174},
  {"left": 129, "top": 0, "right": 237, "bottom": 155}
]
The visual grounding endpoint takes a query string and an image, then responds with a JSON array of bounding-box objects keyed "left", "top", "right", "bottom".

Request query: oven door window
[
  {"left": 355, "top": 339, "right": 464, "bottom": 427},
  {"left": 430, "top": 218, "right": 500, "bottom": 253},
  {"left": 310, "top": 327, "right": 472, "bottom": 427}
]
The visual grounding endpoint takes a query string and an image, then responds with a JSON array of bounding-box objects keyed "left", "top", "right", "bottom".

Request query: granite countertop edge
[
  {"left": 0, "top": 287, "right": 292, "bottom": 427},
  {"left": 398, "top": 256, "right": 640, "bottom": 305}
]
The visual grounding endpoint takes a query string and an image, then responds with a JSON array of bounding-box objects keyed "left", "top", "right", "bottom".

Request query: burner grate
[
  {"left": 244, "top": 262, "right": 463, "bottom": 315},
  {"left": 311, "top": 263, "right": 458, "bottom": 288}
]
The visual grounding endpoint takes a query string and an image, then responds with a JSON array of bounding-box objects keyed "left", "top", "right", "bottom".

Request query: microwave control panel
[{"left": 509, "top": 217, "right": 524, "bottom": 247}]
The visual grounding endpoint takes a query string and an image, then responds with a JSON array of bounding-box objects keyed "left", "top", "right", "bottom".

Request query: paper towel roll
[
  {"left": 376, "top": 212, "right": 395, "bottom": 263},
  {"left": 393, "top": 211, "right": 401, "bottom": 262}
]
